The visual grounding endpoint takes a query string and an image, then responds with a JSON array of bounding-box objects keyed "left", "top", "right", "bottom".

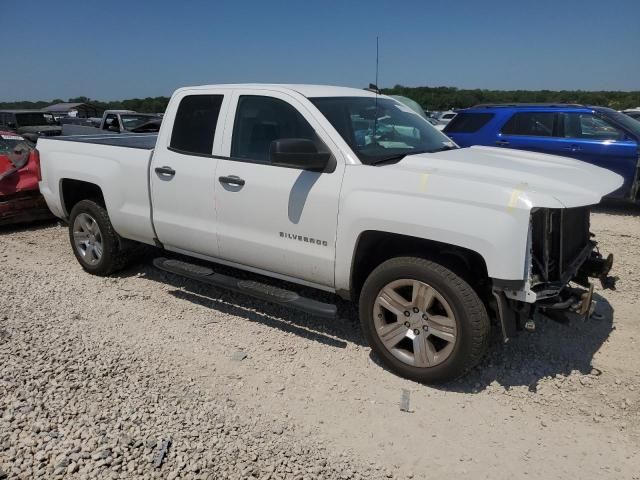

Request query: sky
[{"left": 2, "top": 0, "right": 639, "bottom": 101}]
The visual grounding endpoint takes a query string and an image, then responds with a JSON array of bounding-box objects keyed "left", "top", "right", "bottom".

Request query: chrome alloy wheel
[
  {"left": 72, "top": 213, "right": 103, "bottom": 266},
  {"left": 373, "top": 279, "right": 458, "bottom": 368}
]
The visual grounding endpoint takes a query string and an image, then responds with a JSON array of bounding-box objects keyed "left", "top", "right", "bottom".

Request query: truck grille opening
[{"left": 531, "top": 207, "right": 591, "bottom": 282}]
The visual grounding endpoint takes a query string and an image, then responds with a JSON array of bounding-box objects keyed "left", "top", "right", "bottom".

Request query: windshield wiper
[
  {"left": 430, "top": 144, "right": 458, "bottom": 153},
  {"left": 370, "top": 150, "right": 431, "bottom": 166}
]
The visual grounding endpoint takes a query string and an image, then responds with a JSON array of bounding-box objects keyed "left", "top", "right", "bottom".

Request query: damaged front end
[{"left": 492, "top": 206, "right": 616, "bottom": 340}]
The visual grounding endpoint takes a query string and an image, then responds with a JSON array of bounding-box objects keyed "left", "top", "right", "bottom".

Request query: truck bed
[{"left": 47, "top": 133, "right": 157, "bottom": 150}]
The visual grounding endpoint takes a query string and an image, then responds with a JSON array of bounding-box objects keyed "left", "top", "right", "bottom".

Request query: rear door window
[
  {"left": 444, "top": 113, "right": 494, "bottom": 133},
  {"left": 103, "top": 114, "right": 118, "bottom": 131},
  {"left": 170, "top": 95, "right": 224, "bottom": 156},
  {"left": 501, "top": 112, "right": 558, "bottom": 137},
  {"left": 563, "top": 113, "right": 625, "bottom": 141}
]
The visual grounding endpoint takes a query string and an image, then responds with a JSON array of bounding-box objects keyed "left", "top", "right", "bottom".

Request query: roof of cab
[{"left": 175, "top": 84, "right": 379, "bottom": 98}]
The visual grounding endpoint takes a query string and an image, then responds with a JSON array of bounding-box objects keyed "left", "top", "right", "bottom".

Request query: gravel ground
[{"left": 1, "top": 206, "right": 639, "bottom": 479}]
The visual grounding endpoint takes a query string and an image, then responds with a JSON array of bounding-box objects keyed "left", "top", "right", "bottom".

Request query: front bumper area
[{"left": 492, "top": 248, "right": 617, "bottom": 341}]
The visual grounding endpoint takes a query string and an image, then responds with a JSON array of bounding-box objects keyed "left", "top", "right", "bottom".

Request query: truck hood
[{"left": 397, "top": 146, "right": 624, "bottom": 208}]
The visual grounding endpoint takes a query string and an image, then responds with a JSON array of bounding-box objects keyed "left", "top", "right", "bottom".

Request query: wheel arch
[
  {"left": 59, "top": 178, "right": 105, "bottom": 218},
  {"left": 345, "top": 230, "right": 490, "bottom": 301}
]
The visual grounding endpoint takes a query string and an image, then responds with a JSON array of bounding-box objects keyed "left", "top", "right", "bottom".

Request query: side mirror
[
  {"left": 270, "top": 138, "right": 331, "bottom": 172},
  {"left": 107, "top": 125, "right": 120, "bottom": 132}
]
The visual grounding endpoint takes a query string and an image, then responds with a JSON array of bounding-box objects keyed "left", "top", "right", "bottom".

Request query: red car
[{"left": 0, "top": 131, "right": 52, "bottom": 226}]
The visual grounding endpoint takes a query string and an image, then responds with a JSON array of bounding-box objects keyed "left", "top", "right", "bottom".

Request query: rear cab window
[
  {"left": 170, "top": 95, "right": 224, "bottom": 156},
  {"left": 103, "top": 114, "right": 119, "bottom": 130},
  {"left": 444, "top": 113, "right": 494, "bottom": 133}
]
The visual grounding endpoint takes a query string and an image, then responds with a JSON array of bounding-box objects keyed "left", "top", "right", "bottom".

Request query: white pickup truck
[{"left": 37, "top": 84, "right": 621, "bottom": 383}]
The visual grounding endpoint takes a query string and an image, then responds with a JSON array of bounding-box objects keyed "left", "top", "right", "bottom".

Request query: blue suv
[{"left": 443, "top": 104, "right": 640, "bottom": 201}]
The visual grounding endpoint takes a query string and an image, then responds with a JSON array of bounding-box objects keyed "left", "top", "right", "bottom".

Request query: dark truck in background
[{"left": 0, "top": 110, "right": 62, "bottom": 142}]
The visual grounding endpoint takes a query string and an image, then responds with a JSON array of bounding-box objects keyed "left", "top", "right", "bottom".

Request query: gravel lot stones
[
  {"left": 0, "top": 311, "right": 386, "bottom": 479},
  {"left": 1, "top": 206, "right": 640, "bottom": 479}
]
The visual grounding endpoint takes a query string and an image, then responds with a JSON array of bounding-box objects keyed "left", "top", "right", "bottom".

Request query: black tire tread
[
  {"left": 360, "top": 256, "right": 490, "bottom": 383},
  {"left": 68, "top": 200, "right": 132, "bottom": 276}
]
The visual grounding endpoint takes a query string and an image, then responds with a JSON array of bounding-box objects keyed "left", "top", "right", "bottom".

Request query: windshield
[
  {"left": 604, "top": 109, "right": 640, "bottom": 139},
  {"left": 15, "top": 112, "right": 49, "bottom": 127},
  {"left": 389, "top": 95, "right": 428, "bottom": 119},
  {"left": 310, "top": 97, "right": 455, "bottom": 164},
  {"left": 120, "top": 114, "right": 159, "bottom": 130}
]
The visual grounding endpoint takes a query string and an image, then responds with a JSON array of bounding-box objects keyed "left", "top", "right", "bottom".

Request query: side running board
[{"left": 153, "top": 257, "right": 337, "bottom": 319}]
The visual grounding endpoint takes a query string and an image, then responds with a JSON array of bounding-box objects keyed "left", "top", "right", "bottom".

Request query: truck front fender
[{"left": 333, "top": 173, "right": 541, "bottom": 293}]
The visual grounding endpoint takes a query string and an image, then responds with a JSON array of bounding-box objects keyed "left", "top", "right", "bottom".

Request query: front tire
[
  {"left": 68, "top": 199, "right": 132, "bottom": 276},
  {"left": 359, "top": 257, "right": 489, "bottom": 383}
]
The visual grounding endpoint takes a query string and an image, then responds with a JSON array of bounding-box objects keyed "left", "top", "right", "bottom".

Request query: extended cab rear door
[
  {"left": 150, "top": 89, "right": 231, "bottom": 256},
  {"left": 213, "top": 89, "right": 345, "bottom": 288}
]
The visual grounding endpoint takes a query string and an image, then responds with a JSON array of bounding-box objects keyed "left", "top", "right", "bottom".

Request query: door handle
[
  {"left": 563, "top": 145, "right": 582, "bottom": 152},
  {"left": 495, "top": 140, "right": 510, "bottom": 146},
  {"left": 155, "top": 166, "right": 176, "bottom": 177},
  {"left": 219, "top": 175, "right": 245, "bottom": 187}
]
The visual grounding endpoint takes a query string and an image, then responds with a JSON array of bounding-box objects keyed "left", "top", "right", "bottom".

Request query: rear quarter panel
[{"left": 38, "top": 138, "right": 155, "bottom": 243}]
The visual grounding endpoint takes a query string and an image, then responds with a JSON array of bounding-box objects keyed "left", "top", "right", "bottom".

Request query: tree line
[
  {"left": 0, "top": 96, "right": 170, "bottom": 114},
  {"left": 2, "top": 87, "right": 640, "bottom": 113},
  {"left": 381, "top": 85, "right": 640, "bottom": 111}
]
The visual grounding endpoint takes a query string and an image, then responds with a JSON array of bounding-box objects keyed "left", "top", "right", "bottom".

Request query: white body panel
[
  {"left": 38, "top": 84, "right": 624, "bottom": 296},
  {"left": 213, "top": 88, "right": 345, "bottom": 286},
  {"left": 334, "top": 145, "right": 622, "bottom": 285},
  {"left": 38, "top": 136, "right": 156, "bottom": 244},
  {"left": 148, "top": 89, "right": 231, "bottom": 257}
]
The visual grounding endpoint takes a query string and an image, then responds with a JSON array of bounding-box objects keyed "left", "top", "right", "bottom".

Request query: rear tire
[
  {"left": 359, "top": 256, "right": 489, "bottom": 383},
  {"left": 68, "top": 200, "right": 132, "bottom": 276}
]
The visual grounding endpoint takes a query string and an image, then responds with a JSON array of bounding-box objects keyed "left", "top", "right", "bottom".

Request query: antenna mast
[
  {"left": 375, "top": 35, "right": 379, "bottom": 91},
  {"left": 373, "top": 36, "right": 380, "bottom": 141}
]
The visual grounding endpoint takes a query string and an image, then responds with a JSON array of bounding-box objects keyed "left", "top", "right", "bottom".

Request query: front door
[
  {"left": 214, "top": 90, "right": 344, "bottom": 288},
  {"left": 150, "top": 91, "right": 230, "bottom": 256}
]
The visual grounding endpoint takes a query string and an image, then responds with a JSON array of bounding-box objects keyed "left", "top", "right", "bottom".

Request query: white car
[
  {"left": 438, "top": 110, "right": 458, "bottom": 125},
  {"left": 37, "top": 84, "right": 621, "bottom": 383},
  {"left": 622, "top": 108, "right": 640, "bottom": 122}
]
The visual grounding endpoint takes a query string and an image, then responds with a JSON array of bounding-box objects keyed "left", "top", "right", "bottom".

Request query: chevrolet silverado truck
[{"left": 37, "top": 84, "right": 621, "bottom": 383}]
